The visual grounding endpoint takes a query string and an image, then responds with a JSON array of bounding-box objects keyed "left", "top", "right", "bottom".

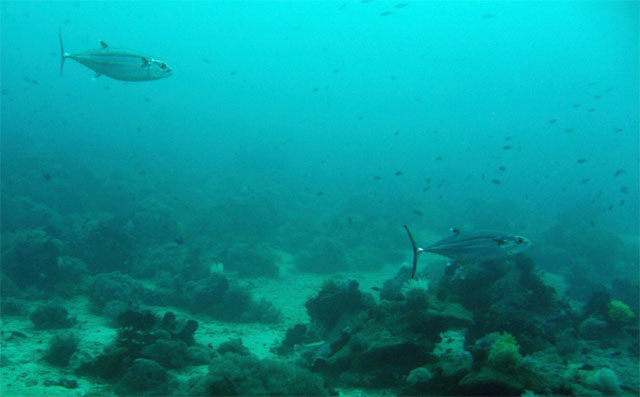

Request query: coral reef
[
  {"left": 133, "top": 242, "right": 188, "bottom": 279},
  {"left": 407, "top": 366, "right": 433, "bottom": 385},
  {"left": 75, "top": 309, "right": 209, "bottom": 384},
  {"left": 379, "top": 266, "right": 414, "bottom": 301},
  {"left": 532, "top": 219, "right": 639, "bottom": 302},
  {"left": 487, "top": 332, "right": 523, "bottom": 372},
  {"left": 458, "top": 367, "right": 528, "bottom": 396},
  {"left": 295, "top": 237, "right": 350, "bottom": 273},
  {"left": 283, "top": 195, "right": 405, "bottom": 273},
  {"left": 182, "top": 274, "right": 229, "bottom": 313},
  {"left": 217, "top": 337, "right": 252, "bottom": 356},
  {"left": 1, "top": 144, "right": 637, "bottom": 397},
  {"left": 183, "top": 275, "right": 281, "bottom": 323},
  {"left": 432, "top": 330, "right": 473, "bottom": 378},
  {"left": 219, "top": 242, "right": 280, "bottom": 277},
  {"left": 115, "top": 309, "right": 157, "bottom": 330},
  {"left": 29, "top": 302, "right": 76, "bottom": 329},
  {"left": 52, "top": 256, "right": 90, "bottom": 297},
  {"left": 114, "top": 358, "right": 179, "bottom": 396},
  {"left": 581, "top": 367, "right": 623, "bottom": 394},
  {"left": 406, "top": 300, "right": 474, "bottom": 341},
  {"left": 607, "top": 300, "right": 634, "bottom": 325},
  {"left": 611, "top": 278, "right": 640, "bottom": 315},
  {"left": 141, "top": 339, "right": 190, "bottom": 369},
  {"left": 2, "top": 228, "right": 63, "bottom": 289},
  {"left": 189, "top": 350, "right": 332, "bottom": 396},
  {"left": 44, "top": 331, "right": 79, "bottom": 367},
  {"left": 273, "top": 323, "right": 308, "bottom": 356},
  {"left": 305, "top": 279, "right": 374, "bottom": 335},
  {"left": 88, "top": 271, "right": 144, "bottom": 312},
  {"left": 0, "top": 195, "right": 63, "bottom": 233},
  {"left": 43, "top": 378, "right": 79, "bottom": 389},
  {"left": 67, "top": 215, "right": 136, "bottom": 273},
  {"left": 288, "top": 252, "right": 638, "bottom": 396},
  {"left": 129, "top": 199, "right": 181, "bottom": 246},
  {"left": 402, "top": 278, "right": 430, "bottom": 311},
  {"left": 1, "top": 297, "right": 28, "bottom": 316}
]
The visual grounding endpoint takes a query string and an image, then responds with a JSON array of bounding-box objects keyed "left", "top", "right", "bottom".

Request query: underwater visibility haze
[{"left": 1, "top": 1, "right": 638, "bottom": 396}]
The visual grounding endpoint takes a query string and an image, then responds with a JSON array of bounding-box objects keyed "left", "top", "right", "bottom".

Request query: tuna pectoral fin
[{"left": 403, "top": 225, "right": 424, "bottom": 279}]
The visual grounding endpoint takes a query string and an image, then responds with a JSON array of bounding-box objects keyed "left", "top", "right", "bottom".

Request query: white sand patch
[{"left": 1, "top": 296, "right": 117, "bottom": 397}]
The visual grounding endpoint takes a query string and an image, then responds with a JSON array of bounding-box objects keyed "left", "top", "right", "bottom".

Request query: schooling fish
[
  {"left": 403, "top": 225, "right": 531, "bottom": 278},
  {"left": 59, "top": 29, "right": 172, "bottom": 81}
]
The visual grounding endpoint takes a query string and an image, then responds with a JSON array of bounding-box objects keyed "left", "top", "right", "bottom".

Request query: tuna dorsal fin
[
  {"left": 100, "top": 40, "right": 108, "bottom": 49},
  {"left": 141, "top": 57, "right": 150, "bottom": 67}
]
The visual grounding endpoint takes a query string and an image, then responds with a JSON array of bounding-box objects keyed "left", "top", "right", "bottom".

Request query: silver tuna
[
  {"left": 404, "top": 225, "right": 531, "bottom": 278},
  {"left": 59, "top": 30, "right": 172, "bottom": 81}
]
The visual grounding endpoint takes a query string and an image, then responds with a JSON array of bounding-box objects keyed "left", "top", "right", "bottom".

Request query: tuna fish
[
  {"left": 59, "top": 30, "right": 172, "bottom": 81},
  {"left": 403, "top": 225, "right": 531, "bottom": 278}
]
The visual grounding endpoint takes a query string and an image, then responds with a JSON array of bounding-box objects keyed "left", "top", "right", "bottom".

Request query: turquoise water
[{"left": 1, "top": 1, "right": 638, "bottom": 396}]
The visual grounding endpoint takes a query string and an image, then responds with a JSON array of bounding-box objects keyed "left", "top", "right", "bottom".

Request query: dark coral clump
[
  {"left": 189, "top": 349, "right": 332, "bottom": 396},
  {"left": 44, "top": 331, "right": 79, "bottom": 367},
  {"left": 113, "top": 358, "right": 179, "bottom": 396},
  {"left": 2, "top": 228, "right": 63, "bottom": 290},
  {"left": 67, "top": 215, "right": 136, "bottom": 274},
  {"left": 30, "top": 302, "right": 76, "bottom": 330},
  {"left": 611, "top": 278, "right": 639, "bottom": 315},
  {"left": 77, "top": 309, "right": 208, "bottom": 383},
  {"left": 43, "top": 378, "right": 79, "bottom": 389},
  {"left": 0, "top": 273, "right": 23, "bottom": 300},
  {"left": 217, "top": 337, "right": 251, "bottom": 356},
  {"left": 51, "top": 256, "right": 90, "bottom": 297},
  {"left": 183, "top": 274, "right": 229, "bottom": 313},
  {"left": 174, "top": 319, "right": 199, "bottom": 346},
  {"left": 138, "top": 272, "right": 281, "bottom": 324},
  {"left": 141, "top": 339, "right": 190, "bottom": 369},
  {"left": 183, "top": 275, "right": 281, "bottom": 323},
  {"left": 1, "top": 297, "right": 28, "bottom": 316},
  {"left": 273, "top": 323, "right": 308, "bottom": 356},
  {"left": 513, "top": 254, "right": 556, "bottom": 312},
  {"left": 434, "top": 254, "right": 570, "bottom": 354},
  {"left": 305, "top": 279, "right": 374, "bottom": 333},
  {"left": 577, "top": 289, "right": 637, "bottom": 343},
  {"left": 89, "top": 271, "right": 144, "bottom": 312},
  {"left": 379, "top": 266, "right": 414, "bottom": 301},
  {"left": 115, "top": 309, "right": 157, "bottom": 331}
]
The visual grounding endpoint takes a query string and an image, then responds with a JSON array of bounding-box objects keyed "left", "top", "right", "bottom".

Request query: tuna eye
[
  {"left": 160, "top": 63, "right": 167, "bottom": 69},
  {"left": 517, "top": 237, "right": 524, "bottom": 244}
]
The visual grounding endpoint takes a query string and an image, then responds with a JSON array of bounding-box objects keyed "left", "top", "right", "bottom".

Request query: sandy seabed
[{"left": 0, "top": 259, "right": 405, "bottom": 397}]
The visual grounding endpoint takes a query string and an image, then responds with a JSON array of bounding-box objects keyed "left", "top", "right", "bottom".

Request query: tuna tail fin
[
  {"left": 404, "top": 225, "right": 424, "bottom": 279},
  {"left": 58, "top": 28, "right": 68, "bottom": 76}
]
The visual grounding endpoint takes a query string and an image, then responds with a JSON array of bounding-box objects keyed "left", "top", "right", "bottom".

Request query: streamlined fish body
[
  {"left": 59, "top": 30, "right": 172, "bottom": 82},
  {"left": 404, "top": 225, "right": 531, "bottom": 278}
]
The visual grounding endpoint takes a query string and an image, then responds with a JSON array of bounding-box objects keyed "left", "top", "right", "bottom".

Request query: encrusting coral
[
  {"left": 487, "top": 332, "right": 523, "bottom": 372},
  {"left": 607, "top": 300, "right": 634, "bottom": 325}
]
